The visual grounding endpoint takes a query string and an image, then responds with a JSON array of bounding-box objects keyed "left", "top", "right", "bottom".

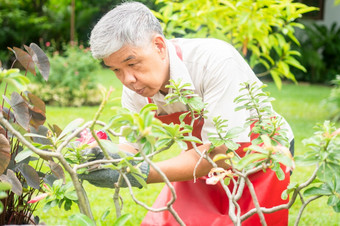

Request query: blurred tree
[{"left": 0, "top": 0, "right": 157, "bottom": 67}]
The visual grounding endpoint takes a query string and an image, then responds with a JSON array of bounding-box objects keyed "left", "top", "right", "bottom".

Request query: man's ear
[{"left": 153, "top": 35, "right": 167, "bottom": 59}]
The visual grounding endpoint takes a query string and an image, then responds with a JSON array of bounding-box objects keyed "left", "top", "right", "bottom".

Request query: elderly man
[{"left": 84, "top": 1, "right": 294, "bottom": 225}]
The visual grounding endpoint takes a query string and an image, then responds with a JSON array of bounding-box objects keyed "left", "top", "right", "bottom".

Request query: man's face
[{"left": 103, "top": 36, "right": 169, "bottom": 97}]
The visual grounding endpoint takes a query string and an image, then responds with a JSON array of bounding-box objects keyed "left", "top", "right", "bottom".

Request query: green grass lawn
[{"left": 34, "top": 70, "right": 339, "bottom": 225}]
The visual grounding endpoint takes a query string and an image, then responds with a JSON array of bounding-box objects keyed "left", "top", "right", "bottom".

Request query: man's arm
[{"left": 147, "top": 143, "right": 228, "bottom": 183}]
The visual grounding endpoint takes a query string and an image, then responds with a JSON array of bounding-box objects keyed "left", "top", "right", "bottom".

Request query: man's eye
[
  {"left": 113, "top": 68, "right": 120, "bottom": 72},
  {"left": 128, "top": 63, "right": 135, "bottom": 67}
]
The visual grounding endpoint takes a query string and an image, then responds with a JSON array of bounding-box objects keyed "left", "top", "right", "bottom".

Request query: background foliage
[
  {"left": 0, "top": 0, "right": 157, "bottom": 67},
  {"left": 292, "top": 22, "right": 340, "bottom": 83},
  {"left": 153, "top": 0, "right": 317, "bottom": 89},
  {"left": 29, "top": 44, "right": 102, "bottom": 107}
]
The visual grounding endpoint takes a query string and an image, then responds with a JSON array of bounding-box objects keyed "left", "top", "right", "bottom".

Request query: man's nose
[{"left": 123, "top": 70, "right": 137, "bottom": 84}]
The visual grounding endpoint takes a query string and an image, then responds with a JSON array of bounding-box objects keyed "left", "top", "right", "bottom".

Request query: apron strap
[{"left": 171, "top": 39, "right": 183, "bottom": 61}]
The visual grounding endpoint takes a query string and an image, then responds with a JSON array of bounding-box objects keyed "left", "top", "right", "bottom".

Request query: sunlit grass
[{"left": 34, "top": 71, "right": 339, "bottom": 225}]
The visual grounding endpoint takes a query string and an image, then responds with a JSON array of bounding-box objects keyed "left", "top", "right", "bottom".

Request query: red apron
[{"left": 141, "top": 42, "right": 289, "bottom": 225}]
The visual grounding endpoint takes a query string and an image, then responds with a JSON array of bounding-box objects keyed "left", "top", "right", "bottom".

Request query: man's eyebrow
[{"left": 122, "top": 55, "right": 136, "bottom": 63}]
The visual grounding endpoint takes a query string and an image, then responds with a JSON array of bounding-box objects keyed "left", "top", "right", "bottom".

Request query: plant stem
[
  {"left": 245, "top": 177, "right": 267, "bottom": 226},
  {"left": 113, "top": 174, "right": 123, "bottom": 218},
  {"left": 294, "top": 195, "right": 322, "bottom": 226},
  {"left": 57, "top": 156, "right": 94, "bottom": 220},
  {"left": 241, "top": 164, "right": 320, "bottom": 221}
]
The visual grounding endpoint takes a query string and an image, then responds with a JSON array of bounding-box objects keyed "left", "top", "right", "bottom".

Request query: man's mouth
[{"left": 135, "top": 87, "right": 145, "bottom": 95}]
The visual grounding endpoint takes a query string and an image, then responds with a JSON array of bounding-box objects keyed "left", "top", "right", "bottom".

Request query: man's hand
[{"left": 78, "top": 147, "right": 149, "bottom": 189}]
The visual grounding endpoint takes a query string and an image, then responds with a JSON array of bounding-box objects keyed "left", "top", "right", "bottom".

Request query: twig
[
  {"left": 121, "top": 173, "right": 185, "bottom": 226},
  {"left": 113, "top": 174, "right": 123, "bottom": 218},
  {"left": 294, "top": 195, "right": 322, "bottom": 226},
  {"left": 193, "top": 149, "right": 207, "bottom": 183},
  {"left": 0, "top": 115, "right": 59, "bottom": 158},
  {"left": 241, "top": 165, "right": 320, "bottom": 222},
  {"left": 0, "top": 113, "right": 94, "bottom": 219},
  {"left": 57, "top": 155, "right": 94, "bottom": 219},
  {"left": 245, "top": 177, "right": 267, "bottom": 226}
]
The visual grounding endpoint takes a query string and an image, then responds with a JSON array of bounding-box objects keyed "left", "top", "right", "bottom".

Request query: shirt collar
[{"left": 166, "top": 39, "right": 195, "bottom": 93}]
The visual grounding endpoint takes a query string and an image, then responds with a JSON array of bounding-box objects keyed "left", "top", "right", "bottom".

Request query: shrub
[
  {"left": 323, "top": 75, "right": 340, "bottom": 121},
  {"left": 293, "top": 22, "right": 340, "bottom": 83},
  {"left": 153, "top": 0, "right": 317, "bottom": 89},
  {"left": 29, "top": 44, "right": 102, "bottom": 107}
]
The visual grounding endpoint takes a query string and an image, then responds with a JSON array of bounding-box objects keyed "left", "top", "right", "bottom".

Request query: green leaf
[
  {"left": 213, "top": 154, "right": 228, "bottom": 162},
  {"left": 272, "top": 154, "right": 293, "bottom": 167},
  {"left": 58, "top": 118, "right": 85, "bottom": 141},
  {"left": 100, "top": 208, "right": 111, "bottom": 221},
  {"left": 182, "top": 136, "right": 202, "bottom": 144},
  {"left": 179, "top": 112, "right": 190, "bottom": 123},
  {"left": 294, "top": 154, "right": 318, "bottom": 166},
  {"left": 224, "top": 140, "right": 240, "bottom": 151},
  {"left": 327, "top": 195, "right": 339, "bottom": 207},
  {"left": 224, "top": 177, "right": 231, "bottom": 186},
  {"left": 69, "top": 213, "right": 95, "bottom": 226},
  {"left": 15, "top": 149, "right": 34, "bottom": 163},
  {"left": 0, "top": 191, "right": 8, "bottom": 199},
  {"left": 43, "top": 201, "right": 52, "bottom": 213},
  {"left": 65, "top": 190, "right": 78, "bottom": 201},
  {"left": 304, "top": 184, "right": 332, "bottom": 197},
  {"left": 271, "top": 162, "right": 285, "bottom": 181},
  {"left": 317, "top": 162, "right": 340, "bottom": 182},
  {"left": 281, "top": 182, "right": 298, "bottom": 200},
  {"left": 333, "top": 201, "right": 340, "bottom": 212},
  {"left": 176, "top": 140, "right": 188, "bottom": 150},
  {"left": 64, "top": 199, "right": 72, "bottom": 211},
  {"left": 99, "top": 139, "right": 118, "bottom": 154},
  {"left": 113, "top": 213, "right": 132, "bottom": 226},
  {"left": 0, "top": 181, "right": 11, "bottom": 192},
  {"left": 260, "top": 135, "right": 272, "bottom": 147},
  {"left": 235, "top": 153, "right": 267, "bottom": 170}
]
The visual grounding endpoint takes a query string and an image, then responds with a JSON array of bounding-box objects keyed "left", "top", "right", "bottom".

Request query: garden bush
[
  {"left": 29, "top": 44, "right": 102, "bottom": 107},
  {"left": 293, "top": 22, "right": 340, "bottom": 83},
  {"left": 153, "top": 0, "right": 317, "bottom": 89},
  {"left": 323, "top": 75, "right": 340, "bottom": 121}
]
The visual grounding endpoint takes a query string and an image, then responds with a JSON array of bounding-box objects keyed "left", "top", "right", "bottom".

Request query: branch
[
  {"left": 193, "top": 149, "right": 207, "bottom": 183},
  {"left": 121, "top": 173, "right": 185, "bottom": 226},
  {"left": 0, "top": 114, "right": 59, "bottom": 158},
  {"left": 56, "top": 154, "right": 94, "bottom": 219},
  {"left": 294, "top": 195, "right": 322, "bottom": 226},
  {"left": 113, "top": 174, "right": 123, "bottom": 218},
  {"left": 241, "top": 164, "right": 320, "bottom": 221},
  {"left": 56, "top": 121, "right": 95, "bottom": 153},
  {"left": 245, "top": 177, "right": 267, "bottom": 226}
]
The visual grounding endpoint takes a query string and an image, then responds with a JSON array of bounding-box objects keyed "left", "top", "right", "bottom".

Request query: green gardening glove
[{"left": 78, "top": 147, "right": 149, "bottom": 189}]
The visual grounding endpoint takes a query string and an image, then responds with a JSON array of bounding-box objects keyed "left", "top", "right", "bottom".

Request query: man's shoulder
[
  {"left": 178, "top": 38, "right": 237, "bottom": 61},
  {"left": 180, "top": 38, "right": 233, "bottom": 51}
]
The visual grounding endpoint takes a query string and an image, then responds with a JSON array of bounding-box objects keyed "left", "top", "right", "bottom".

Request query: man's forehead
[{"left": 103, "top": 46, "right": 140, "bottom": 66}]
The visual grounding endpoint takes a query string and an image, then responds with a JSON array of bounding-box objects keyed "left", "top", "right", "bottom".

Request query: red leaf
[
  {"left": 27, "top": 92, "right": 46, "bottom": 129},
  {"left": 0, "top": 134, "right": 10, "bottom": 175},
  {"left": 0, "top": 125, "right": 6, "bottom": 137},
  {"left": 3, "top": 92, "right": 30, "bottom": 130},
  {"left": 0, "top": 169, "right": 22, "bottom": 195},
  {"left": 48, "top": 160, "right": 65, "bottom": 183},
  {"left": 26, "top": 43, "right": 50, "bottom": 81},
  {"left": 18, "top": 163, "right": 40, "bottom": 189},
  {"left": 8, "top": 47, "right": 36, "bottom": 75}
]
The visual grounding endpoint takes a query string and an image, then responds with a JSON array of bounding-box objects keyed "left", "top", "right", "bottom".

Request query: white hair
[{"left": 89, "top": 1, "right": 164, "bottom": 59}]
